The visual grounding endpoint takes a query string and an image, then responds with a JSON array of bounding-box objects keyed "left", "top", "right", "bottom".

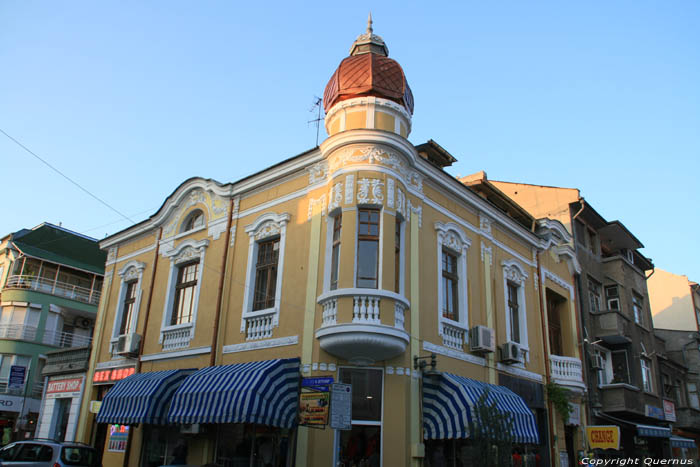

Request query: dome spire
[{"left": 350, "top": 13, "right": 388, "bottom": 57}]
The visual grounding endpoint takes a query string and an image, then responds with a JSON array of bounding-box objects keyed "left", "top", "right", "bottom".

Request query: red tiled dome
[{"left": 323, "top": 53, "right": 414, "bottom": 115}]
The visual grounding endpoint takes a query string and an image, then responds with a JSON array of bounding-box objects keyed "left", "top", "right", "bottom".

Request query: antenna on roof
[{"left": 308, "top": 96, "right": 324, "bottom": 147}]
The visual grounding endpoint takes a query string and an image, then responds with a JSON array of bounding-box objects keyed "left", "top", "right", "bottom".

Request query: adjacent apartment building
[
  {"left": 0, "top": 223, "right": 104, "bottom": 442},
  {"left": 76, "top": 22, "right": 586, "bottom": 467},
  {"left": 490, "top": 180, "right": 689, "bottom": 459}
]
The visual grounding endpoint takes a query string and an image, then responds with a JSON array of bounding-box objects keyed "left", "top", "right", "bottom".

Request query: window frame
[
  {"left": 640, "top": 357, "right": 653, "bottom": 393},
  {"left": 111, "top": 261, "right": 146, "bottom": 346},
  {"left": 434, "top": 222, "right": 471, "bottom": 347},
  {"left": 241, "top": 212, "right": 291, "bottom": 338},
  {"left": 355, "top": 208, "right": 381, "bottom": 289},
  {"left": 588, "top": 278, "right": 602, "bottom": 313},
  {"left": 687, "top": 382, "right": 699, "bottom": 409},
  {"left": 171, "top": 261, "right": 199, "bottom": 325},
  {"left": 252, "top": 237, "right": 280, "bottom": 311},
  {"left": 502, "top": 259, "right": 529, "bottom": 356},
  {"left": 159, "top": 239, "right": 209, "bottom": 348},
  {"left": 441, "top": 248, "right": 460, "bottom": 322},
  {"left": 610, "top": 349, "right": 631, "bottom": 385},
  {"left": 330, "top": 213, "right": 342, "bottom": 291},
  {"left": 180, "top": 209, "right": 206, "bottom": 234},
  {"left": 632, "top": 292, "right": 644, "bottom": 326}
]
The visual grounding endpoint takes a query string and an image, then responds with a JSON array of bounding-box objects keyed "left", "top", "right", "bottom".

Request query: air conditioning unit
[
  {"left": 591, "top": 354, "right": 605, "bottom": 370},
  {"left": 607, "top": 298, "right": 620, "bottom": 311},
  {"left": 469, "top": 326, "right": 495, "bottom": 353},
  {"left": 116, "top": 333, "right": 141, "bottom": 356},
  {"left": 500, "top": 341, "right": 522, "bottom": 364},
  {"left": 180, "top": 423, "right": 200, "bottom": 434}
]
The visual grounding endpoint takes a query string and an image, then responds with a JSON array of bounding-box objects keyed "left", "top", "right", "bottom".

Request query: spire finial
[{"left": 367, "top": 12, "right": 373, "bottom": 34}]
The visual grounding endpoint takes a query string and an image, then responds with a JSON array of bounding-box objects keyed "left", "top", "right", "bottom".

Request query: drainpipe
[
  {"left": 645, "top": 267, "right": 655, "bottom": 280},
  {"left": 210, "top": 198, "right": 235, "bottom": 367},
  {"left": 122, "top": 227, "right": 162, "bottom": 467},
  {"left": 572, "top": 198, "right": 586, "bottom": 221},
  {"left": 536, "top": 252, "right": 557, "bottom": 466}
]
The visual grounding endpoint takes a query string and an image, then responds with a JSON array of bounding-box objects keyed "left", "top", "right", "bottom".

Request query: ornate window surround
[
  {"left": 435, "top": 222, "right": 471, "bottom": 338},
  {"left": 159, "top": 239, "right": 209, "bottom": 347},
  {"left": 353, "top": 206, "right": 383, "bottom": 289},
  {"left": 502, "top": 259, "right": 529, "bottom": 357},
  {"left": 323, "top": 207, "right": 344, "bottom": 292},
  {"left": 241, "top": 212, "right": 291, "bottom": 336},
  {"left": 110, "top": 260, "right": 146, "bottom": 345}
]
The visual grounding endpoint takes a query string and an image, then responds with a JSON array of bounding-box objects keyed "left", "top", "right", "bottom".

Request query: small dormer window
[{"left": 181, "top": 210, "right": 205, "bottom": 233}]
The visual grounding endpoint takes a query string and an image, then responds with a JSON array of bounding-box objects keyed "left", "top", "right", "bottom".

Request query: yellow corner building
[{"left": 77, "top": 19, "right": 586, "bottom": 467}]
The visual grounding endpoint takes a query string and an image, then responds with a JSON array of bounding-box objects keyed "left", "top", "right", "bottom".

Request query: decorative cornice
[
  {"left": 435, "top": 221, "right": 471, "bottom": 253},
  {"left": 496, "top": 363, "right": 544, "bottom": 382},
  {"left": 222, "top": 335, "right": 299, "bottom": 354},
  {"left": 502, "top": 259, "right": 528, "bottom": 286},
  {"left": 541, "top": 268, "right": 574, "bottom": 295},
  {"left": 117, "top": 260, "right": 146, "bottom": 281},
  {"left": 245, "top": 212, "right": 291, "bottom": 240},
  {"left": 107, "top": 244, "right": 156, "bottom": 266},
  {"left": 163, "top": 238, "right": 210, "bottom": 264},
  {"left": 423, "top": 341, "right": 486, "bottom": 367},
  {"left": 140, "top": 346, "right": 211, "bottom": 362}
]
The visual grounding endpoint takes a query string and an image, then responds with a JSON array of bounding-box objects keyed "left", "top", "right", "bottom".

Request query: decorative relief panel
[
  {"left": 387, "top": 179, "right": 395, "bottom": 209},
  {"left": 162, "top": 188, "right": 228, "bottom": 239},
  {"left": 345, "top": 175, "right": 354, "bottom": 204},
  {"left": 255, "top": 222, "right": 282, "bottom": 240},
  {"left": 480, "top": 243, "right": 493, "bottom": 265},
  {"left": 308, "top": 161, "right": 329, "bottom": 185},
  {"left": 327, "top": 146, "right": 423, "bottom": 194},
  {"left": 479, "top": 213, "right": 493, "bottom": 237},
  {"left": 329, "top": 182, "right": 343, "bottom": 211},
  {"left": 308, "top": 195, "right": 327, "bottom": 220}
]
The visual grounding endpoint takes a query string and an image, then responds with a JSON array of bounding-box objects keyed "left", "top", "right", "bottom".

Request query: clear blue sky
[{"left": 2, "top": 1, "right": 699, "bottom": 281}]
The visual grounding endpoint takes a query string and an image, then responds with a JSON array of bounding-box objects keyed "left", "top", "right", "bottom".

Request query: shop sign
[
  {"left": 299, "top": 391, "right": 330, "bottom": 427},
  {"left": 302, "top": 376, "right": 334, "bottom": 392},
  {"left": 330, "top": 383, "right": 352, "bottom": 430},
  {"left": 566, "top": 403, "right": 581, "bottom": 426},
  {"left": 46, "top": 378, "right": 82, "bottom": 398},
  {"left": 108, "top": 424, "right": 129, "bottom": 452},
  {"left": 93, "top": 366, "right": 136, "bottom": 385},
  {"left": 645, "top": 404, "right": 664, "bottom": 420},
  {"left": 8, "top": 366, "right": 26, "bottom": 390},
  {"left": 0, "top": 395, "right": 22, "bottom": 413},
  {"left": 586, "top": 425, "right": 620, "bottom": 450},
  {"left": 89, "top": 401, "right": 102, "bottom": 414},
  {"left": 663, "top": 400, "right": 676, "bottom": 422}
]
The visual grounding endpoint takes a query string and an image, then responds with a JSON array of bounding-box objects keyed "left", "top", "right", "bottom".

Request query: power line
[{"left": 0, "top": 127, "right": 134, "bottom": 224}]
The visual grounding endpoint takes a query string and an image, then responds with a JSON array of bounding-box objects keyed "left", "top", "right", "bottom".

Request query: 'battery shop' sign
[
  {"left": 93, "top": 367, "right": 136, "bottom": 385},
  {"left": 46, "top": 378, "right": 82, "bottom": 398}
]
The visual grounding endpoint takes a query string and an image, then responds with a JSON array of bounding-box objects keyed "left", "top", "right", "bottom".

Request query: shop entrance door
[{"left": 336, "top": 368, "right": 383, "bottom": 467}]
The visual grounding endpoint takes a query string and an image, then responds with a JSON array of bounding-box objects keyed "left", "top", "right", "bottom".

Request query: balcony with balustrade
[
  {"left": 5, "top": 274, "right": 102, "bottom": 306},
  {"left": 550, "top": 354, "right": 586, "bottom": 393},
  {"left": 315, "top": 288, "right": 410, "bottom": 364},
  {"left": 0, "top": 323, "right": 92, "bottom": 349}
]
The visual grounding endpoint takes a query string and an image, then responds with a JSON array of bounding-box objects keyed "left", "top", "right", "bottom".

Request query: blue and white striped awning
[
  {"left": 423, "top": 373, "right": 539, "bottom": 444},
  {"left": 637, "top": 424, "right": 671, "bottom": 438},
  {"left": 167, "top": 358, "right": 300, "bottom": 428},
  {"left": 670, "top": 436, "right": 696, "bottom": 449},
  {"left": 96, "top": 369, "right": 195, "bottom": 425}
]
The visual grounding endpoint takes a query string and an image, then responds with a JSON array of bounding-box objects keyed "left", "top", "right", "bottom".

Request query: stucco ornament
[
  {"left": 387, "top": 179, "right": 395, "bottom": 208},
  {"left": 357, "top": 178, "right": 370, "bottom": 204},
  {"left": 329, "top": 145, "right": 423, "bottom": 193},
  {"left": 162, "top": 188, "right": 228, "bottom": 238},
  {"left": 329, "top": 182, "right": 343, "bottom": 210},
  {"left": 254, "top": 221, "right": 282, "bottom": 240},
  {"left": 308, "top": 161, "right": 329, "bottom": 185},
  {"left": 502, "top": 260, "right": 528, "bottom": 286},
  {"left": 174, "top": 246, "right": 200, "bottom": 265},
  {"left": 370, "top": 179, "right": 384, "bottom": 204}
]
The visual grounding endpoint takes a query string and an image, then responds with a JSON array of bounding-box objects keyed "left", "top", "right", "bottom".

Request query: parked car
[{"left": 0, "top": 439, "right": 100, "bottom": 466}]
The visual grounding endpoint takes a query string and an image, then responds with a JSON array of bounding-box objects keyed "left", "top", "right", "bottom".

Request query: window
[
  {"left": 253, "top": 238, "right": 279, "bottom": 311},
  {"left": 356, "top": 209, "right": 380, "bottom": 288},
  {"left": 160, "top": 239, "right": 209, "bottom": 350},
  {"left": 180, "top": 209, "right": 205, "bottom": 233},
  {"left": 394, "top": 219, "right": 402, "bottom": 293},
  {"left": 435, "top": 222, "right": 471, "bottom": 349},
  {"left": 611, "top": 350, "right": 630, "bottom": 384},
  {"left": 111, "top": 261, "right": 145, "bottom": 346},
  {"left": 547, "top": 289, "right": 564, "bottom": 356},
  {"left": 172, "top": 262, "right": 198, "bottom": 325},
  {"left": 119, "top": 281, "right": 137, "bottom": 335},
  {"left": 588, "top": 279, "right": 602, "bottom": 313},
  {"left": 442, "top": 249, "right": 459, "bottom": 321},
  {"left": 632, "top": 293, "right": 644, "bottom": 325},
  {"left": 330, "top": 215, "right": 342, "bottom": 291},
  {"left": 596, "top": 350, "right": 610, "bottom": 385},
  {"left": 688, "top": 382, "right": 699, "bottom": 409},
  {"left": 641, "top": 358, "right": 653, "bottom": 392},
  {"left": 662, "top": 373, "right": 673, "bottom": 398},
  {"left": 675, "top": 379, "right": 685, "bottom": 406},
  {"left": 508, "top": 282, "right": 521, "bottom": 344},
  {"left": 241, "top": 212, "right": 290, "bottom": 340},
  {"left": 604, "top": 285, "right": 620, "bottom": 311},
  {"left": 502, "top": 260, "right": 528, "bottom": 352}
]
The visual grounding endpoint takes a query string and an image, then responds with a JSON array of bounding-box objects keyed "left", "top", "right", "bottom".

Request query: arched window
[{"left": 180, "top": 210, "right": 205, "bottom": 233}]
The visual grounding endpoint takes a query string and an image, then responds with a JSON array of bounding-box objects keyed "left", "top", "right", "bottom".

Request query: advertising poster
[
  {"left": 108, "top": 424, "right": 129, "bottom": 452},
  {"left": 299, "top": 391, "right": 330, "bottom": 426}
]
